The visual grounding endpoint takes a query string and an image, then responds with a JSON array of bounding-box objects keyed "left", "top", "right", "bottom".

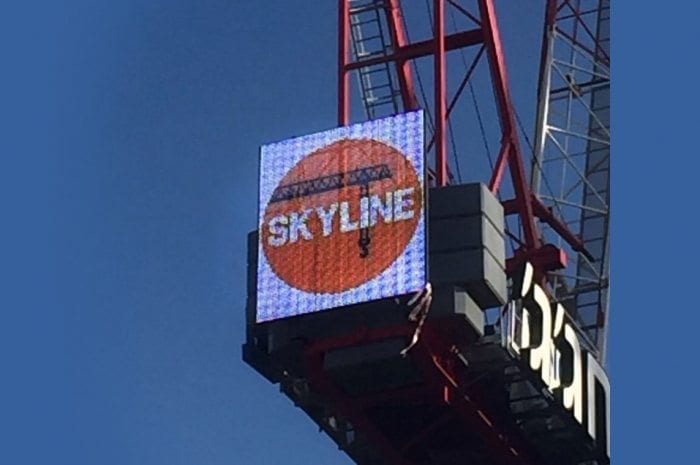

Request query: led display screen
[{"left": 256, "top": 110, "right": 426, "bottom": 322}]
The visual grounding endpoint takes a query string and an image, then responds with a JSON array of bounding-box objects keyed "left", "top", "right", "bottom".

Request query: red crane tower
[{"left": 244, "top": 1, "right": 611, "bottom": 464}]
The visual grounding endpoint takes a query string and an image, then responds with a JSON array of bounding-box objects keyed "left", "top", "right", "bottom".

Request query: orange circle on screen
[{"left": 262, "top": 138, "right": 422, "bottom": 294}]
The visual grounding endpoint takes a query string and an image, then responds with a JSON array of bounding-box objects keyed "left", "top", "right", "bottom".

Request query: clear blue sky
[{"left": 1, "top": 1, "right": 699, "bottom": 464}]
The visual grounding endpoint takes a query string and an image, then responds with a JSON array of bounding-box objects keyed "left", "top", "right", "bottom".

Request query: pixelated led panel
[{"left": 257, "top": 110, "right": 426, "bottom": 322}]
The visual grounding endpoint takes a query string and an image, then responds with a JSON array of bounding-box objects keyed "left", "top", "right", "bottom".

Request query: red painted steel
[
  {"left": 306, "top": 346, "right": 415, "bottom": 465},
  {"left": 336, "top": 0, "right": 580, "bottom": 257},
  {"left": 345, "top": 29, "right": 482, "bottom": 70},
  {"left": 385, "top": 0, "right": 419, "bottom": 111},
  {"left": 338, "top": 0, "right": 350, "bottom": 125},
  {"left": 304, "top": 324, "right": 419, "bottom": 465},
  {"left": 434, "top": 0, "right": 447, "bottom": 186},
  {"left": 478, "top": 0, "right": 540, "bottom": 251},
  {"left": 426, "top": 46, "right": 484, "bottom": 154},
  {"left": 303, "top": 323, "right": 542, "bottom": 465}
]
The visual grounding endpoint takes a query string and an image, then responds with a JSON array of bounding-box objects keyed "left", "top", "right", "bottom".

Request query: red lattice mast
[{"left": 338, "top": 0, "right": 587, "bottom": 275}]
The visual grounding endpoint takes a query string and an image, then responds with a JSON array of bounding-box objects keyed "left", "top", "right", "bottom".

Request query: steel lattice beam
[{"left": 532, "top": 0, "right": 610, "bottom": 361}]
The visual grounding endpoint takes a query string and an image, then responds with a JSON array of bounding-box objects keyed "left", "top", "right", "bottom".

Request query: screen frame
[{"left": 255, "top": 110, "right": 428, "bottom": 323}]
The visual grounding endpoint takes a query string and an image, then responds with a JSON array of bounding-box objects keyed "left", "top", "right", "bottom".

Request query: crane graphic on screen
[{"left": 269, "top": 163, "right": 393, "bottom": 258}]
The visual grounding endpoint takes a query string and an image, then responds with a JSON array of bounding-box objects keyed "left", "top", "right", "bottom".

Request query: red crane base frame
[{"left": 304, "top": 323, "right": 543, "bottom": 465}]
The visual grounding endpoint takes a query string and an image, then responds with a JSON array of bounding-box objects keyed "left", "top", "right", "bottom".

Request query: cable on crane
[
  {"left": 400, "top": 282, "right": 433, "bottom": 357},
  {"left": 514, "top": 104, "right": 568, "bottom": 226},
  {"left": 398, "top": 10, "right": 435, "bottom": 139},
  {"left": 422, "top": 0, "right": 463, "bottom": 183},
  {"left": 448, "top": 7, "right": 494, "bottom": 174}
]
